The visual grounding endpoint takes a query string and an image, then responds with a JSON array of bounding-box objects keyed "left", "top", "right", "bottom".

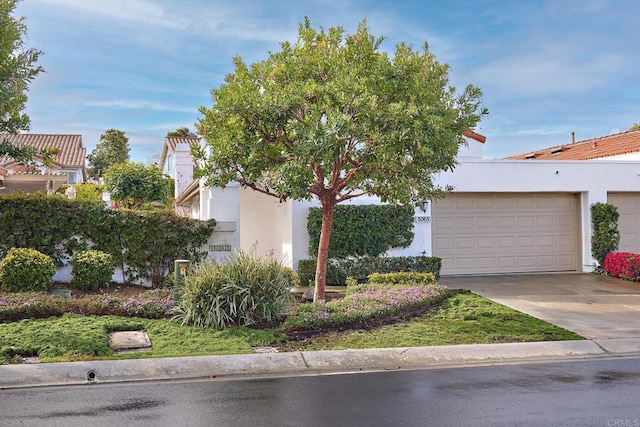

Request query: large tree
[
  {"left": 195, "top": 19, "right": 486, "bottom": 301},
  {"left": 87, "top": 129, "right": 130, "bottom": 179},
  {"left": 0, "top": 0, "right": 43, "bottom": 159}
]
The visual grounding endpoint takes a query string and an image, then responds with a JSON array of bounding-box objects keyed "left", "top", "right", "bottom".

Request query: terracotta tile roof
[
  {"left": 463, "top": 130, "right": 486, "bottom": 143},
  {"left": 505, "top": 130, "right": 640, "bottom": 160},
  {"left": 159, "top": 136, "right": 200, "bottom": 170},
  {"left": 0, "top": 134, "right": 86, "bottom": 168}
]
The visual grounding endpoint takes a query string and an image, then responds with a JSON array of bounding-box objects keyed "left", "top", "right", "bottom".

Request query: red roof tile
[
  {"left": 463, "top": 130, "right": 486, "bottom": 143},
  {"left": 0, "top": 134, "right": 86, "bottom": 168},
  {"left": 506, "top": 130, "right": 640, "bottom": 160}
]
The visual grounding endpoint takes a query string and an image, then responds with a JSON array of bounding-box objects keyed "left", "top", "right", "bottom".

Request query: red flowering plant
[{"left": 603, "top": 252, "right": 640, "bottom": 281}]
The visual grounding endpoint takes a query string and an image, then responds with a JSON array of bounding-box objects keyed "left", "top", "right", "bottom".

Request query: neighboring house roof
[
  {"left": 505, "top": 130, "right": 640, "bottom": 160},
  {"left": 0, "top": 134, "right": 87, "bottom": 169},
  {"left": 158, "top": 136, "right": 200, "bottom": 170}
]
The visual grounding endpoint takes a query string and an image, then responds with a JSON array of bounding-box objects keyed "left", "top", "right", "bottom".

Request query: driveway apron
[{"left": 438, "top": 273, "right": 640, "bottom": 339}]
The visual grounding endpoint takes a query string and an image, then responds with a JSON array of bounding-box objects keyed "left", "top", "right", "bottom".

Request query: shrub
[
  {"left": 70, "top": 250, "right": 115, "bottom": 290},
  {"left": 281, "top": 284, "right": 452, "bottom": 331},
  {"left": 296, "top": 256, "right": 442, "bottom": 286},
  {"left": 174, "top": 251, "right": 295, "bottom": 329},
  {"left": 368, "top": 272, "right": 437, "bottom": 285},
  {"left": 343, "top": 256, "right": 442, "bottom": 282},
  {"left": 297, "top": 259, "right": 348, "bottom": 286},
  {"left": 0, "top": 248, "right": 56, "bottom": 292},
  {"left": 603, "top": 252, "right": 640, "bottom": 281},
  {"left": 591, "top": 203, "right": 620, "bottom": 266}
]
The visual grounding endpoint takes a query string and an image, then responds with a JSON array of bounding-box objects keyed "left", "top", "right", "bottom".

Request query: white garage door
[
  {"left": 432, "top": 193, "right": 579, "bottom": 275},
  {"left": 607, "top": 193, "right": 640, "bottom": 253}
]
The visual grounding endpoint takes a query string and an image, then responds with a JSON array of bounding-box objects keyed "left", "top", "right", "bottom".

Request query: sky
[{"left": 14, "top": 0, "right": 640, "bottom": 163}]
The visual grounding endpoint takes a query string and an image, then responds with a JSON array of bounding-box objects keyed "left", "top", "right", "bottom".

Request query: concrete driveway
[{"left": 438, "top": 273, "right": 640, "bottom": 339}]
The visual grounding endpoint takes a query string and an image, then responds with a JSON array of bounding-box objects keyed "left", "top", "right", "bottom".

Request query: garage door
[
  {"left": 607, "top": 193, "right": 640, "bottom": 253},
  {"left": 432, "top": 193, "right": 579, "bottom": 275}
]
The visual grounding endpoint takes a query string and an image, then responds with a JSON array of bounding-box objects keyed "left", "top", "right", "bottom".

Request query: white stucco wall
[
  {"left": 173, "top": 144, "right": 195, "bottom": 196},
  {"left": 457, "top": 137, "right": 484, "bottom": 159}
]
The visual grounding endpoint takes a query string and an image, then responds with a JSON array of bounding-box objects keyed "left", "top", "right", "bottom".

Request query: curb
[{"left": 1, "top": 339, "right": 639, "bottom": 390}]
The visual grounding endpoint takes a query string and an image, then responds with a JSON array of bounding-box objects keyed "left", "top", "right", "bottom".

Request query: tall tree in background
[
  {"left": 166, "top": 127, "right": 197, "bottom": 137},
  {"left": 103, "top": 162, "right": 170, "bottom": 209},
  {"left": 628, "top": 123, "right": 640, "bottom": 132},
  {"left": 87, "top": 129, "right": 130, "bottom": 179},
  {"left": 195, "top": 19, "right": 486, "bottom": 301},
  {"left": 0, "top": 0, "right": 43, "bottom": 160}
]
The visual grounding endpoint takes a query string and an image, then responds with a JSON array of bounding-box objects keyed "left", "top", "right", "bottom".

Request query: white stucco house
[{"left": 160, "top": 129, "right": 640, "bottom": 276}]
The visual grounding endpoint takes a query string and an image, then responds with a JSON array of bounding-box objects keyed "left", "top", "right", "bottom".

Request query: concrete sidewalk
[{"left": 2, "top": 338, "right": 640, "bottom": 390}]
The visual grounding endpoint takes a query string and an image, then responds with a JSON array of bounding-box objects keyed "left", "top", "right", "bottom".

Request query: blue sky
[{"left": 15, "top": 0, "right": 640, "bottom": 163}]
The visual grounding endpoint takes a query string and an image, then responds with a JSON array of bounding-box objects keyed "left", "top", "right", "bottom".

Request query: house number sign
[
  {"left": 209, "top": 244, "right": 232, "bottom": 252},
  {"left": 414, "top": 216, "right": 431, "bottom": 223}
]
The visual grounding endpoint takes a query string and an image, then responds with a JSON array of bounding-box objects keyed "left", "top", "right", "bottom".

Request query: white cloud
[
  {"left": 32, "top": 0, "right": 179, "bottom": 29},
  {"left": 84, "top": 100, "right": 195, "bottom": 114}
]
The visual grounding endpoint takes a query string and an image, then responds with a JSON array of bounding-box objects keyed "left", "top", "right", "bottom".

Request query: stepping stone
[{"left": 108, "top": 331, "right": 152, "bottom": 353}]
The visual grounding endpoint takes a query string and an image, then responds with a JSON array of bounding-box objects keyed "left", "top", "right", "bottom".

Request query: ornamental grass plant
[{"left": 173, "top": 251, "right": 295, "bottom": 329}]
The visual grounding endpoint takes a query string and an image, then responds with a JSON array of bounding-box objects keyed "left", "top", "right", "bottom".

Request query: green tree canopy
[
  {"left": 0, "top": 0, "right": 43, "bottom": 162},
  {"left": 628, "top": 123, "right": 640, "bottom": 132},
  {"left": 87, "top": 129, "right": 131, "bottom": 179},
  {"left": 103, "top": 161, "right": 170, "bottom": 209},
  {"left": 195, "top": 19, "right": 486, "bottom": 301}
]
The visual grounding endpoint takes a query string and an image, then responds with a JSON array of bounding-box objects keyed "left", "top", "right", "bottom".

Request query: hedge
[
  {"left": 0, "top": 193, "right": 216, "bottom": 286},
  {"left": 307, "top": 204, "right": 414, "bottom": 258},
  {"left": 297, "top": 256, "right": 442, "bottom": 286},
  {"left": 368, "top": 272, "right": 437, "bottom": 285}
]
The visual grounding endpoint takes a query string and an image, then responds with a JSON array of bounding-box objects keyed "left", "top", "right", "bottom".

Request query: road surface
[{"left": 2, "top": 357, "right": 640, "bottom": 426}]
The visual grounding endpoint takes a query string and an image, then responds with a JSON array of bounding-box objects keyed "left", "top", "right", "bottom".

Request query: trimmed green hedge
[
  {"left": 368, "top": 272, "right": 437, "bottom": 285},
  {"left": 297, "top": 256, "right": 442, "bottom": 286},
  {"left": 297, "top": 259, "right": 348, "bottom": 286},
  {"left": 307, "top": 204, "right": 414, "bottom": 258},
  {"left": 591, "top": 202, "right": 620, "bottom": 266},
  {"left": 0, "top": 193, "right": 216, "bottom": 286}
]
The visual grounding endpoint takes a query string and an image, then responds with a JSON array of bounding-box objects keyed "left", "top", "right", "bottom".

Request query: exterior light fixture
[{"left": 420, "top": 200, "right": 429, "bottom": 213}]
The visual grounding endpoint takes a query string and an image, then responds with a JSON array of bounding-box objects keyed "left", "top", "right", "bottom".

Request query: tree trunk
[{"left": 314, "top": 200, "right": 335, "bottom": 302}]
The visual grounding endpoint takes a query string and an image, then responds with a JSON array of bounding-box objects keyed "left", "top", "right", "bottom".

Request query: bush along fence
[
  {"left": 297, "top": 256, "right": 442, "bottom": 286},
  {"left": 603, "top": 252, "right": 640, "bottom": 281},
  {"left": 0, "top": 193, "right": 216, "bottom": 286}
]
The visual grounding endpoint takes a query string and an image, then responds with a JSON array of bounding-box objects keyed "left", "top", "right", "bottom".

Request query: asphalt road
[{"left": 2, "top": 357, "right": 640, "bottom": 427}]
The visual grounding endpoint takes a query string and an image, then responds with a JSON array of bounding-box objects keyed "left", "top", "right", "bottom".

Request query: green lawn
[
  {"left": 0, "top": 292, "right": 582, "bottom": 365},
  {"left": 277, "top": 292, "right": 582, "bottom": 351}
]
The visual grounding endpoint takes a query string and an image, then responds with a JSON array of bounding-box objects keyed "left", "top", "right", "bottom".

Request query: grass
[
  {"left": 0, "top": 314, "right": 279, "bottom": 364},
  {"left": 0, "top": 291, "right": 582, "bottom": 364},
  {"left": 277, "top": 292, "right": 582, "bottom": 351}
]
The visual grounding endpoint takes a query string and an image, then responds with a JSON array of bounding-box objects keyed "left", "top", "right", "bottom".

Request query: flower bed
[
  {"left": 0, "top": 289, "right": 173, "bottom": 322},
  {"left": 603, "top": 252, "right": 640, "bottom": 281},
  {"left": 281, "top": 284, "right": 452, "bottom": 332}
]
